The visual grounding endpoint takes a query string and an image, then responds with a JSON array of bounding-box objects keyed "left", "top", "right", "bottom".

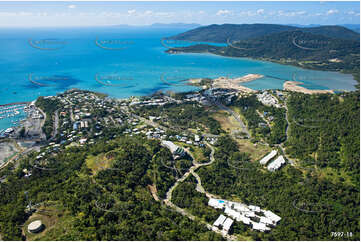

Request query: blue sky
[{"left": 0, "top": 1, "right": 359, "bottom": 27}]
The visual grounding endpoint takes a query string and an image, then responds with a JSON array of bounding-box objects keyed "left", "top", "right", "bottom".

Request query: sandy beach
[
  {"left": 284, "top": 81, "right": 334, "bottom": 94},
  {"left": 211, "top": 74, "right": 263, "bottom": 93}
]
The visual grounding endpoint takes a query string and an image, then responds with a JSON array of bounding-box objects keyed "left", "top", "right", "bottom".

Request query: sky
[{"left": 0, "top": 1, "right": 359, "bottom": 27}]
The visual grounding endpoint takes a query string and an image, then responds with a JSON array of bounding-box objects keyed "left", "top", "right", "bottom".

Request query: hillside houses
[
  {"left": 256, "top": 91, "right": 281, "bottom": 108},
  {"left": 208, "top": 198, "right": 281, "bottom": 234}
]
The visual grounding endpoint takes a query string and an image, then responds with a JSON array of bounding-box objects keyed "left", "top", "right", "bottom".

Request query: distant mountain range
[
  {"left": 164, "top": 23, "right": 360, "bottom": 75},
  {"left": 288, "top": 24, "right": 360, "bottom": 33},
  {"left": 167, "top": 23, "right": 359, "bottom": 42}
]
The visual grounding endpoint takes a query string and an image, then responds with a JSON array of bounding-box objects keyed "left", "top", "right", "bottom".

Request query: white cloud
[
  {"left": 216, "top": 9, "right": 231, "bottom": 16},
  {"left": 127, "top": 9, "right": 136, "bottom": 15},
  {"left": 256, "top": 9, "right": 265, "bottom": 15},
  {"left": 277, "top": 10, "right": 307, "bottom": 17},
  {"left": 68, "top": 5, "right": 76, "bottom": 9},
  {"left": 326, "top": 9, "right": 339, "bottom": 15},
  {"left": 347, "top": 10, "right": 360, "bottom": 16},
  {"left": 239, "top": 10, "right": 256, "bottom": 17},
  {"left": 199, "top": 10, "right": 205, "bottom": 14}
]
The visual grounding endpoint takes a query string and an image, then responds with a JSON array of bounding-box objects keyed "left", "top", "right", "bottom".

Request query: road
[
  {"left": 49, "top": 109, "right": 59, "bottom": 141},
  {"left": 277, "top": 97, "right": 296, "bottom": 166},
  {"left": 162, "top": 142, "right": 236, "bottom": 240}
]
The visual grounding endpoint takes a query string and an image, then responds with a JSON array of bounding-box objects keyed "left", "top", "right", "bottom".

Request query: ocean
[{"left": 0, "top": 26, "right": 357, "bottom": 130}]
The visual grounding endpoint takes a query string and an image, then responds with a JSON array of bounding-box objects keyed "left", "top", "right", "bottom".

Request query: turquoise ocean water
[{"left": 0, "top": 26, "right": 357, "bottom": 129}]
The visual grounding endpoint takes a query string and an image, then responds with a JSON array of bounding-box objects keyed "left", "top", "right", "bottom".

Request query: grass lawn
[
  {"left": 85, "top": 150, "right": 118, "bottom": 175},
  {"left": 212, "top": 110, "right": 241, "bottom": 134},
  {"left": 234, "top": 139, "right": 270, "bottom": 162}
]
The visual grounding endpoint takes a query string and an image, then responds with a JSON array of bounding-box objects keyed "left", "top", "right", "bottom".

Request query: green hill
[
  {"left": 166, "top": 29, "right": 360, "bottom": 74},
  {"left": 167, "top": 24, "right": 360, "bottom": 43}
]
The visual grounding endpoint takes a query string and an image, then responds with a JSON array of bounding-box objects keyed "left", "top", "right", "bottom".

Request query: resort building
[
  {"left": 208, "top": 198, "right": 226, "bottom": 209},
  {"left": 267, "top": 155, "right": 286, "bottom": 171},
  {"left": 222, "top": 218, "right": 234, "bottom": 235},
  {"left": 263, "top": 210, "right": 282, "bottom": 224},
  {"left": 213, "top": 214, "right": 227, "bottom": 227},
  {"left": 251, "top": 221, "right": 270, "bottom": 232},
  {"left": 161, "top": 140, "right": 185, "bottom": 159},
  {"left": 259, "top": 150, "right": 277, "bottom": 165}
]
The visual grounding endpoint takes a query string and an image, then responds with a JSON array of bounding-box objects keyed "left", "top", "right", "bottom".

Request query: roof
[
  {"left": 267, "top": 155, "right": 286, "bottom": 171},
  {"left": 259, "top": 150, "right": 277, "bottom": 165},
  {"left": 249, "top": 205, "right": 261, "bottom": 212},
  {"left": 264, "top": 210, "right": 282, "bottom": 223},
  {"left": 28, "top": 220, "right": 42, "bottom": 231},
  {"left": 240, "top": 216, "right": 251, "bottom": 225},
  {"left": 213, "top": 214, "right": 227, "bottom": 227},
  {"left": 252, "top": 222, "right": 270, "bottom": 231},
  {"left": 222, "top": 218, "right": 234, "bottom": 231},
  {"left": 260, "top": 216, "right": 274, "bottom": 225},
  {"left": 208, "top": 198, "right": 224, "bottom": 209}
]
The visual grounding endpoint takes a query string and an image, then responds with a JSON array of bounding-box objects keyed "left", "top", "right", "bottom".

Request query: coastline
[
  {"left": 168, "top": 49, "right": 359, "bottom": 89},
  {"left": 283, "top": 81, "right": 334, "bottom": 94},
  {"left": 212, "top": 74, "right": 262, "bottom": 93}
]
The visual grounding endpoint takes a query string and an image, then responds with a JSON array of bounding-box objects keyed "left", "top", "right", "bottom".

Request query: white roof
[
  {"left": 213, "top": 214, "right": 227, "bottom": 227},
  {"left": 260, "top": 216, "right": 274, "bottom": 225},
  {"left": 161, "top": 140, "right": 179, "bottom": 154},
  {"left": 263, "top": 210, "right": 282, "bottom": 223},
  {"left": 259, "top": 150, "right": 277, "bottom": 165},
  {"left": 28, "top": 220, "right": 42, "bottom": 231},
  {"left": 233, "top": 203, "right": 250, "bottom": 212},
  {"left": 267, "top": 155, "right": 286, "bottom": 171},
  {"left": 222, "top": 218, "right": 234, "bottom": 231},
  {"left": 239, "top": 215, "right": 251, "bottom": 225},
  {"left": 252, "top": 222, "right": 270, "bottom": 231},
  {"left": 244, "top": 211, "right": 256, "bottom": 217},
  {"left": 208, "top": 198, "right": 225, "bottom": 209},
  {"left": 249, "top": 205, "right": 261, "bottom": 212}
]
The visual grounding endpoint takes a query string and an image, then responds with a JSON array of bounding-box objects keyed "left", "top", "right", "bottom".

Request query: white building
[
  {"left": 208, "top": 198, "right": 226, "bottom": 209},
  {"left": 267, "top": 155, "right": 286, "bottom": 171},
  {"left": 252, "top": 222, "right": 270, "bottom": 232},
  {"left": 225, "top": 207, "right": 241, "bottom": 221},
  {"left": 161, "top": 140, "right": 185, "bottom": 158},
  {"left": 249, "top": 205, "right": 261, "bottom": 212},
  {"left": 259, "top": 150, "right": 277, "bottom": 165},
  {"left": 222, "top": 217, "right": 234, "bottom": 235},
  {"left": 213, "top": 214, "right": 227, "bottom": 227},
  {"left": 263, "top": 210, "right": 282, "bottom": 224},
  {"left": 239, "top": 215, "right": 251, "bottom": 225},
  {"left": 233, "top": 203, "right": 250, "bottom": 212},
  {"left": 260, "top": 216, "right": 274, "bottom": 225},
  {"left": 244, "top": 211, "right": 256, "bottom": 218}
]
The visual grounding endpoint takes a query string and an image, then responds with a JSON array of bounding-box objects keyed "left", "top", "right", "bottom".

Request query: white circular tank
[{"left": 27, "top": 220, "right": 43, "bottom": 233}]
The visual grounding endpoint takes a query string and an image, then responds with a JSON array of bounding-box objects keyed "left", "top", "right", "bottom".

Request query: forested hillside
[{"left": 0, "top": 135, "right": 222, "bottom": 240}]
